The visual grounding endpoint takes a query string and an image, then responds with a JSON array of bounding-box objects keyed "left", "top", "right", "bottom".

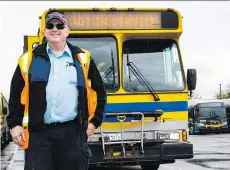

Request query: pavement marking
[
  {"left": 161, "top": 165, "right": 182, "bottom": 170},
  {"left": 6, "top": 145, "right": 18, "bottom": 170}
]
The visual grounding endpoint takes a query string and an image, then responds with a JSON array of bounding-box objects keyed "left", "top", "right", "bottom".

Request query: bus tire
[{"left": 141, "top": 164, "right": 160, "bottom": 170}]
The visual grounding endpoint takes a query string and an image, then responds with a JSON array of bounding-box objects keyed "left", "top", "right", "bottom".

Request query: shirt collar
[{"left": 46, "top": 43, "right": 72, "bottom": 57}]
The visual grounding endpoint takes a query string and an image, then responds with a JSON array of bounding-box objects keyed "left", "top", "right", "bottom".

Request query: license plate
[{"left": 104, "top": 133, "right": 121, "bottom": 142}]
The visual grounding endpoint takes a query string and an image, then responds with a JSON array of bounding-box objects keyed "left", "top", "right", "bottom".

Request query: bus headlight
[
  {"left": 170, "top": 133, "right": 180, "bottom": 140},
  {"left": 32, "top": 42, "right": 39, "bottom": 49},
  {"left": 198, "top": 123, "right": 205, "bottom": 128}
]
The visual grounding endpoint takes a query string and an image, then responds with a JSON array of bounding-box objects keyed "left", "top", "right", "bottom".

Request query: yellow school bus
[
  {"left": 24, "top": 8, "right": 197, "bottom": 170},
  {"left": 1, "top": 93, "right": 11, "bottom": 149}
]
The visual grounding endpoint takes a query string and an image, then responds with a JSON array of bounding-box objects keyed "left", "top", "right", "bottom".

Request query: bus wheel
[{"left": 141, "top": 164, "right": 160, "bottom": 170}]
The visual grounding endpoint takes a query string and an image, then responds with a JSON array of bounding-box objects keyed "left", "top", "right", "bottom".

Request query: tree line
[{"left": 189, "top": 84, "right": 230, "bottom": 99}]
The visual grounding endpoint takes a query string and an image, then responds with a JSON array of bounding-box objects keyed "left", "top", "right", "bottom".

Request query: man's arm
[
  {"left": 88, "top": 57, "right": 106, "bottom": 129},
  {"left": 7, "top": 65, "right": 25, "bottom": 129}
]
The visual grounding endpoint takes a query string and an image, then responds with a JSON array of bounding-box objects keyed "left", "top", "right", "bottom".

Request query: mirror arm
[{"left": 189, "top": 90, "right": 193, "bottom": 97}]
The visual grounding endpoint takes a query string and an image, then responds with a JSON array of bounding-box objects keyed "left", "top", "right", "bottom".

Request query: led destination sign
[{"left": 63, "top": 11, "right": 178, "bottom": 30}]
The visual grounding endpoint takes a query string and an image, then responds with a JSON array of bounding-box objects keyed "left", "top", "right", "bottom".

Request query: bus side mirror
[
  {"left": 3, "top": 106, "right": 8, "bottom": 115},
  {"left": 187, "top": 69, "right": 197, "bottom": 97}
]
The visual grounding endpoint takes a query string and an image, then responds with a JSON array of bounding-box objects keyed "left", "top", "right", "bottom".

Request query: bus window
[
  {"left": 194, "top": 108, "right": 199, "bottom": 120},
  {"left": 122, "top": 39, "right": 184, "bottom": 92},
  {"left": 67, "top": 36, "right": 119, "bottom": 92}
]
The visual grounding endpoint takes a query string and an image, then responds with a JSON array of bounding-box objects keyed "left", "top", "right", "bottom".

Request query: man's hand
[
  {"left": 87, "top": 123, "right": 96, "bottom": 136},
  {"left": 11, "top": 126, "right": 26, "bottom": 147}
]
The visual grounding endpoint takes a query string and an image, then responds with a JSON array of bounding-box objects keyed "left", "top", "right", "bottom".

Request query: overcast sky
[{"left": 0, "top": 1, "right": 229, "bottom": 100}]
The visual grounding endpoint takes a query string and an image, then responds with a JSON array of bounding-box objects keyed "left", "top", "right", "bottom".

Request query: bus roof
[
  {"left": 188, "top": 99, "right": 224, "bottom": 108},
  {"left": 221, "top": 99, "right": 230, "bottom": 107}
]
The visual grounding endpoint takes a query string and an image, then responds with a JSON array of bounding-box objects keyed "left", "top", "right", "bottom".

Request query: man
[{"left": 7, "top": 10, "right": 106, "bottom": 170}]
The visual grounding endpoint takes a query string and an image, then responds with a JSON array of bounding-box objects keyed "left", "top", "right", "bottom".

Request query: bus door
[{"left": 226, "top": 107, "right": 230, "bottom": 132}]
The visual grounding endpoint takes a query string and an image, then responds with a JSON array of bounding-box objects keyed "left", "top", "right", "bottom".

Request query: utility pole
[{"left": 219, "top": 84, "right": 222, "bottom": 99}]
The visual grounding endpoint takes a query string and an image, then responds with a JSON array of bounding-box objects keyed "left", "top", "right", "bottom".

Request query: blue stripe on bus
[
  {"left": 105, "top": 101, "right": 188, "bottom": 113},
  {"left": 104, "top": 117, "right": 136, "bottom": 122},
  {"left": 104, "top": 101, "right": 188, "bottom": 122}
]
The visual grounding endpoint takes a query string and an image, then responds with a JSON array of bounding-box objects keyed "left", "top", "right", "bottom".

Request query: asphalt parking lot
[{"left": 1, "top": 133, "right": 230, "bottom": 170}]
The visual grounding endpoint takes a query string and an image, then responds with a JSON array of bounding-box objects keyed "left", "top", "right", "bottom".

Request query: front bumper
[
  {"left": 89, "top": 140, "right": 193, "bottom": 167},
  {"left": 199, "top": 126, "right": 227, "bottom": 133},
  {"left": 199, "top": 127, "right": 218, "bottom": 133}
]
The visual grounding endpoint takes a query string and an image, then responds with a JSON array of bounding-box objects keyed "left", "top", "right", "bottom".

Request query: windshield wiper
[
  {"left": 102, "top": 49, "right": 116, "bottom": 90},
  {"left": 210, "top": 110, "right": 221, "bottom": 119},
  {"left": 211, "top": 115, "right": 220, "bottom": 119},
  {"left": 125, "top": 48, "right": 160, "bottom": 101}
]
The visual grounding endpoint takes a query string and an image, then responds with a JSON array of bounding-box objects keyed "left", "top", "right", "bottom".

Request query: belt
[{"left": 45, "top": 119, "right": 76, "bottom": 128}]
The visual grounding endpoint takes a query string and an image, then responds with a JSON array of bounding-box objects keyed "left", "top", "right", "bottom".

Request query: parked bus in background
[
  {"left": 24, "top": 8, "right": 197, "bottom": 170},
  {"left": 1, "top": 93, "right": 11, "bottom": 149},
  {"left": 188, "top": 99, "right": 228, "bottom": 135},
  {"left": 221, "top": 99, "right": 230, "bottom": 132}
]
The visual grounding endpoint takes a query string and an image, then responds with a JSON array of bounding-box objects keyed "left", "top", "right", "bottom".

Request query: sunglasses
[{"left": 45, "top": 23, "right": 65, "bottom": 30}]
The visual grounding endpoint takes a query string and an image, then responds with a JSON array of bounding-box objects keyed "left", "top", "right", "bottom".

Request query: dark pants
[{"left": 24, "top": 121, "right": 91, "bottom": 170}]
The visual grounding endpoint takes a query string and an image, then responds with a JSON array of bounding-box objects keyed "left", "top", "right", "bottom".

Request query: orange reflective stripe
[
  {"left": 79, "top": 48, "right": 91, "bottom": 77},
  {"left": 21, "top": 127, "right": 29, "bottom": 149},
  {"left": 18, "top": 51, "right": 33, "bottom": 105},
  {"left": 77, "top": 49, "right": 97, "bottom": 121},
  {"left": 18, "top": 51, "right": 33, "bottom": 150},
  {"left": 87, "top": 87, "right": 97, "bottom": 121}
]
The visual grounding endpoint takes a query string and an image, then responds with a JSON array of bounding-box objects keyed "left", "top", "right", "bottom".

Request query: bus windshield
[
  {"left": 198, "top": 107, "right": 227, "bottom": 120},
  {"left": 122, "top": 39, "right": 185, "bottom": 92},
  {"left": 67, "top": 36, "right": 119, "bottom": 92},
  {"left": 198, "top": 102, "right": 227, "bottom": 119}
]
